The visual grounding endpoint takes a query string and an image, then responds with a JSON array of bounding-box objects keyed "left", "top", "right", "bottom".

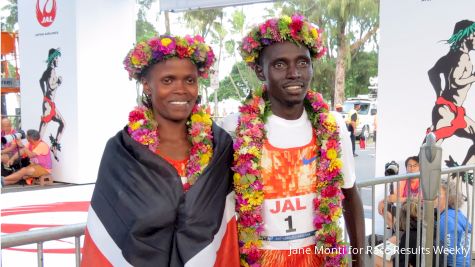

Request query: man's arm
[
  {"left": 342, "top": 185, "right": 365, "bottom": 267},
  {"left": 453, "top": 54, "right": 475, "bottom": 86}
]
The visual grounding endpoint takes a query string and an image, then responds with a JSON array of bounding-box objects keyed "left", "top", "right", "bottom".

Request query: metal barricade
[
  {"left": 1, "top": 223, "right": 86, "bottom": 267},
  {"left": 357, "top": 164, "right": 474, "bottom": 267}
]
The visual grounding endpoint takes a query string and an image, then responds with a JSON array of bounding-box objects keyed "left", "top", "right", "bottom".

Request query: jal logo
[{"left": 36, "top": 0, "right": 57, "bottom": 27}]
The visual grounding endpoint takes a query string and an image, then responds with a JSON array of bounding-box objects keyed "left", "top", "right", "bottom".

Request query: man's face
[
  {"left": 1, "top": 119, "right": 12, "bottom": 134},
  {"left": 256, "top": 41, "right": 313, "bottom": 109},
  {"left": 355, "top": 104, "right": 361, "bottom": 111},
  {"left": 142, "top": 58, "right": 199, "bottom": 123}
]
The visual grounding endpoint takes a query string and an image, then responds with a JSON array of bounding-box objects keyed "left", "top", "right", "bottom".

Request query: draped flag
[{"left": 81, "top": 126, "right": 239, "bottom": 267}]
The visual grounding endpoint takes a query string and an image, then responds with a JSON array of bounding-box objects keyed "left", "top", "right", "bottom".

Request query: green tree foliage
[
  {"left": 1, "top": 0, "right": 17, "bottom": 31},
  {"left": 136, "top": 9, "right": 157, "bottom": 42},
  {"left": 210, "top": 61, "right": 261, "bottom": 101},
  {"left": 345, "top": 51, "right": 378, "bottom": 97},
  {"left": 311, "top": 57, "right": 336, "bottom": 101},
  {"left": 183, "top": 9, "right": 223, "bottom": 39},
  {"left": 136, "top": 0, "right": 158, "bottom": 42}
]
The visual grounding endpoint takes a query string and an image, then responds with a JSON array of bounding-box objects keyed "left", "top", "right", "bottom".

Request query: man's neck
[
  {"left": 268, "top": 98, "right": 305, "bottom": 120},
  {"left": 270, "top": 105, "right": 304, "bottom": 120}
]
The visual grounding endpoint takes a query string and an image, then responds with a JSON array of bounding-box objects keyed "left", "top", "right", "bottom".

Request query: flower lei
[
  {"left": 128, "top": 105, "right": 213, "bottom": 190},
  {"left": 233, "top": 88, "right": 347, "bottom": 266}
]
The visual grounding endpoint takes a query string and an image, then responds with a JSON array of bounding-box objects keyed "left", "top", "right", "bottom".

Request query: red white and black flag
[{"left": 81, "top": 126, "right": 239, "bottom": 267}]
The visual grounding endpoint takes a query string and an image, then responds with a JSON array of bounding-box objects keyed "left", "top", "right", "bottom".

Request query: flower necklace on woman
[{"left": 127, "top": 104, "right": 213, "bottom": 191}]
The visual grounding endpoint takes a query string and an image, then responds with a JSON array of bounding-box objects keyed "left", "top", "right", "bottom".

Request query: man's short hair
[{"left": 27, "top": 129, "right": 41, "bottom": 141}]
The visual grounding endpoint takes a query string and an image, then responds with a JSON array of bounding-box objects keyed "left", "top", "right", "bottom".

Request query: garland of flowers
[
  {"left": 128, "top": 104, "right": 213, "bottom": 190},
  {"left": 240, "top": 14, "right": 326, "bottom": 70},
  {"left": 123, "top": 35, "right": 215, "bottom": 80},
  {"left": 233, "top": 87, "right": 347, "bottom": 266}
]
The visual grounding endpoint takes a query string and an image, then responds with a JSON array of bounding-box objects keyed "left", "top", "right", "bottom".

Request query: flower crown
[
  {"left": 123, "top": 35, "right": 215, "bottom": 80},
  {"left": 240, "top": 14, "right": 326, "bottom": 69}
]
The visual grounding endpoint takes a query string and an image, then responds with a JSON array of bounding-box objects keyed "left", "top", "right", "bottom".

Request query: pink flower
[
  {"left": 326, "top": 139, "right": 338, "bottom": 149},
  {"left": 313, "top": 215, "right": 324, "bottom": 229},
  {"left": 322, "top": 186, "right": 340, "bottom": 197}
]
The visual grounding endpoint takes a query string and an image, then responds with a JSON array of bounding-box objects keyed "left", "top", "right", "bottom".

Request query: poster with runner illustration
[
  {"left": 18, "top": 0, "right": 136, "bottom": 183},
  {"left": 426, "top": 20, "right": 475, "bottom": 167},
  {"left": 39, "top": 48, "right": 65, "bottom": 161},
  {"left": 377, "top": 0, "right": 475, "bottom": 176},
  {"left": 376, "top": 0, "right": 474, "bottom": 248}
]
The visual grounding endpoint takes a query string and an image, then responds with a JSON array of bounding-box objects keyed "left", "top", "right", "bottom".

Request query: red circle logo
[{"left": 36, "top": 0, "right": 57, "bottom": 27}]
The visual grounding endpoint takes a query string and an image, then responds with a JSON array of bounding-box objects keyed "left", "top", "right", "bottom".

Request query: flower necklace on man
[
  {"left": 233, "top": 87, "right": 348, "bottom": 266},
  {"left": 127, "top": 104, "right": 213, "bottom": 191}
]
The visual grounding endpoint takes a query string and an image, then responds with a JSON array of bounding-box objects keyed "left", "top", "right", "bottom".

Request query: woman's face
[
  {"left": 406, "top": 159, "right": 420, "bottom": 173},
  {"left": 143, "top": 58, "right": 199, "bottom": 123}
]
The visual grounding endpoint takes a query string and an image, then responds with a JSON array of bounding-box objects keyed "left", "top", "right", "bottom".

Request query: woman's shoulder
[{"left": 212, "top": 121, "right": 233, "bottom": 145}]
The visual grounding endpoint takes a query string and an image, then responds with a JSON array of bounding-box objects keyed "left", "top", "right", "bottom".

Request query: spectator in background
[
  {"left": 374, "top": 200, "right": 444, "bottom": 267},
  {"left": 378, "top": 156, "right": 421, "bottom": 230},
  {"left": 346, "top": 103, "right": 360, "bottom": 156},
  {"left": 437, "top": 178, "right": 472, "bottom": 266},
  {"left": 1, "top": 117, "right": 20, "bottom": 160},
  {"left": 1, "top": 129, "right": 52, "bottom": 186},
  {"left": 335, "top": 103, "right": 343, "bottom": 112}
]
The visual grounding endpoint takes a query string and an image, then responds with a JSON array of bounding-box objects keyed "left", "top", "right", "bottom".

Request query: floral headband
[
  {"left": 240, "top": 14, "right": 326, "bottom": 69},
  {"left": 123, "top": 35, "right": 215, "bottom": 80}
]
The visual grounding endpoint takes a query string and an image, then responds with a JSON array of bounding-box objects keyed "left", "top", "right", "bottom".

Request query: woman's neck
[{"left": 156, "top": 118, "right": 190, "bottom": 160}]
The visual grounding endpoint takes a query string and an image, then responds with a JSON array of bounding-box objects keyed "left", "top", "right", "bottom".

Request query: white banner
[
  {"left": 160, "top": 0, "right": 274, "bottom": 12},
  {"left": 18, "top": 0, "right": 136, "bottom": 183}
]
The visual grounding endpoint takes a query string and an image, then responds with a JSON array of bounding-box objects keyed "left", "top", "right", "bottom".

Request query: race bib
[{"left": 261, "top": 193, "right": 316, "bottom": 250}]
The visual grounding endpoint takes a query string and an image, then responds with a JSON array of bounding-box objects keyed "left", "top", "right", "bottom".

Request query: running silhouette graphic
[
  {"left": 427, "top": 20, "right": 475, "bottom": 167},
  {"left": 39, "top": 48, "right": 64, "bottom": 161}
]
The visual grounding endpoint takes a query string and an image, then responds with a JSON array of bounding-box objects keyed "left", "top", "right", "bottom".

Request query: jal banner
[{"left": 18, "top": 0, "right": 136, "bottom": 183}]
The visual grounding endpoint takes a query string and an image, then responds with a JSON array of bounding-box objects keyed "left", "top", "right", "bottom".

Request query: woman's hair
[
  {"left": 398, "top": 200, "right": 420, "bottom": 231},
  {"left": 27, "top": 129, "right": 41, "bottom": 141},
  {"left": 404, "top": 155, "right": 419, "bottom": 168},
  {"left": 440, "top": 178, "right": 464, "bottom": 209}
]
